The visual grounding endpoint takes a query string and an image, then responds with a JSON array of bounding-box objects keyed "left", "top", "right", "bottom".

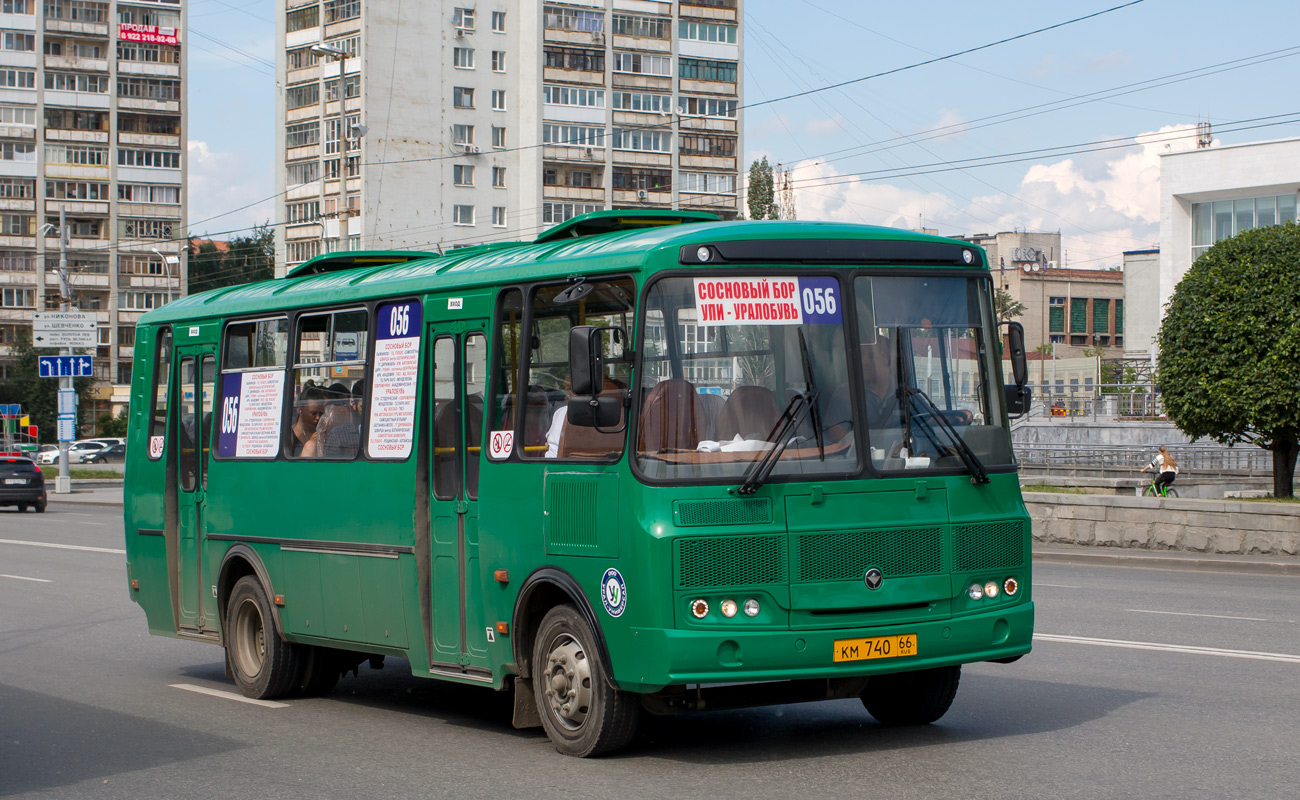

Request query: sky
[{"left": 186, "top": 0, "right": 1300, "bottom": 268}]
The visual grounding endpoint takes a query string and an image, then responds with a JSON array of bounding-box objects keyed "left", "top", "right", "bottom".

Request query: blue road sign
[{"left": 38, "top": 355, "right": 93, "bottom": 378}]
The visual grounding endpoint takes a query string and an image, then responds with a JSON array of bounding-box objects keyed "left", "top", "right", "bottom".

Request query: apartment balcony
[
  {"left": 0, "top": 236, "right": 36, "bottom": 249},
  {"left": 542, "top": 67, "right": 606, "bottom": 86},
  {"left": 678, "top": 78, "right": 738, "bottom": 95},
  {"left": 679, "top": 116, "right": 738, "bottom": 134},
  {"left": 44, "top": 20, "right": 109, "bottom": 37},
  {"left": 324, "top": 19, "right": 362, "bottom": 39},
  {"left": 679, "top": 1, "right": 739, "bottom": 23},
  {"left": 543, "top": 28, "right": 607, "bottom": 48},
  {"left": 612, "top": 188, "right": 671, "bottom": 206},
  {"left": 286, "top": 223, "right": 323, "bottom": 241},
  {"left": 610, "top": 150, "right": 671, "bottom": 168},
  {"left": 611, "top": 35, "right": 670, "bottom": 54},
  {"left": 72, "top": 273, "right": 110, "bottom": 289},
  {"left": 118, "top": 202, "right": 181, "bottom": 219},
  {"left": 117, "top": 97, "right": 180, "bottom": 113},
  {"left": 0, "top": 271, "right": 36, "bottom": 286},
  {"left": 46, "top": 128, "right": 110, "bottom": 144},
  {"left": 543, "top": 144, "right": 606, "bottom": 164},
  {"left": 119, "top": 274, "right": 177, "bottom": 290},
  {"left": 117, "top": 345, "right": 134, "bottom": 360},
  {"left": 0, "top": 125, "right": 34, "bottom": 139},
  {"left": 118, "top": 131, "right": 180, "bottom": 148},
  {"left": 287, "top": 144, "right": 321, "bottom": 162},
  {"left": 286, "top": 66, "right": 319, "bottom": 86},
  {"left": 0, "top": 199, "right": 35, "bottom": 212},
  {"left": 44, "top": 163, "right": 111, "bottom": 181},
  {"left": 117, "top": 61, "right": 181, "bottom": 79},
  {"left": 611, "top": 73, "right": 672, "bottom": 91},
  {"left": 46, "top": 201, "right": 109, "bottom": 216},
  {"left": 681, "top": 192, "right": 737, "bottom": 212},
  {"left": 543, "top": 186, "right": 606, "bottom": 203},
  {"left": 680, "top": 154, "right": 736, "bottom": 171},
  {"left": 44, "top": 55, "right": 108, "bottom": 72},
  {"left": 0, "top": 308, "right": 37, "bottom": 323}
]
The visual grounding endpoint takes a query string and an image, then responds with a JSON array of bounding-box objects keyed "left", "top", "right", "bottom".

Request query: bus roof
[{"left": 142, "top": 215, "right": 984, "bottom": 325}]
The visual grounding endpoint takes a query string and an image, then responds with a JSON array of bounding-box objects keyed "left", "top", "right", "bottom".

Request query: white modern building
[
  {"left": 0, "top": 0, "right": 187, "bottom": 407},
  {"left": 275, "top": 0, "right": 744, "bottom": 274},
  {"left": 1141, "top": 136, "right": 1300, "bottom": 356}
]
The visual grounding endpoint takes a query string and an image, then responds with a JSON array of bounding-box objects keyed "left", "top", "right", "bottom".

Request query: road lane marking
[
  {"left": 170, "top": 684, "right": 290, "bottom": 708},
  {"left": 1036, "top": 583, "right": 1081, "bottom": 588},
  {"left": 0, "top": 538, "right": 125, "bottom": 555},
  {"left": 1035, "top": 633, "right": 1300, "bottom": 664},
  {"left": 1127, "top": 608, "right": 1268, "bottom": 622},
  {"left": 1, "top": 574, "right": 51, "bottom": 583}
]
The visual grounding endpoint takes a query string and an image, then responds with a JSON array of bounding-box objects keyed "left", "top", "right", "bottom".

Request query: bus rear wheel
[
  {"left": 226, "top": 575, "right": 300, "bottom": 699},
  {"left": 861, "top": 665, "right": 961, "bottom": 726},
  {"left": 531, "top": 604, "right": 639, "bottom": 757},
  {"left": 296, "top": 646, "right": 342, "bottom": 697}
]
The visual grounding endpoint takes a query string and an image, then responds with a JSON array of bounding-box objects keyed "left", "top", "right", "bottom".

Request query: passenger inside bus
[
  {"left": 825, "top": 333, "right": 901, "bottom": 444},
  {"left": 307, "top": 380, "right": 363, "bottom": 458},
  {"left": 289, "top": 383, "right": 326, "bottom": 457}
]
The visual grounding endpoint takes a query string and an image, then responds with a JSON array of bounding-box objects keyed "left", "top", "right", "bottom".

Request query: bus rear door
[
  {"left": 174, "top": 347, "right": 218, "bottom": 633},
  {"left": 427, "top": 320, "right": 491, "bottom": 678}
]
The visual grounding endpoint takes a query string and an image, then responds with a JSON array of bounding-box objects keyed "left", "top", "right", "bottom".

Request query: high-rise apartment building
[
  {"left": 276, "top": 0, "right": 743, "bottom": 274},
  {"left": 0, "top": 0, "right": 187, "bottom": 406}
]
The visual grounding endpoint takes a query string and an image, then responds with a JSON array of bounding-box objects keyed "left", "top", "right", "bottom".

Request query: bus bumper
[{"left": 615, "top": 601, "right": 1033, "bottom": 693}]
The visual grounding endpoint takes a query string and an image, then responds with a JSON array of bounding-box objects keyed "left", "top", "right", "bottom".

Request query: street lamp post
[
  {"left": 151, "top": 248, "right": 180, "bottom": 301},
  {"left": 311, "top": 42, "right": 350, "bottom": 253}
]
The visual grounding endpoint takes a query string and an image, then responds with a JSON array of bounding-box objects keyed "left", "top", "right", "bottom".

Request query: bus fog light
[
  {"left": 968, "top": 583, "right": 984, "bottom": 600},
  {"left": 690, "top": 599, "right": 709, "bottom": 619},
  {"left": 1003, "top": 577, "right": 1019, "bottom": 596},
  {"left": 743, "top": 599, "right": 760, "bottom": 617},
  {"left": 720, "top": 599, "right": 738, "bottom": 618},
  {"left": 984, "top": 581, "right": 999, "bottom": 598}
]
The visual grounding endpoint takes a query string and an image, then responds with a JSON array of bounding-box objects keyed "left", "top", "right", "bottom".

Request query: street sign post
[
  {"left": 38, "top": 355, "right": 94, "bottom": 378},
  {"left": 32, "top": 311, "right": 97, "bottom": 349}
]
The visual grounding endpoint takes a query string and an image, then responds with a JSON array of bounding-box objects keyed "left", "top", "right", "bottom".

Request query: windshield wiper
[
  {"left": 798, "top": 329, "right": 824, "bottom": 461},
  {"left": 904, "top": 386, "right": 989, "bottom": 484},
  {"left": 734, "top": 394, "right": 812, "bottom": 496}
]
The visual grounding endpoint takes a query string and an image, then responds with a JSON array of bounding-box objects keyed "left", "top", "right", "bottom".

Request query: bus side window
[
  {"left": 431, "top": 336, "right": 459, "bottom": 500},
  {"left": 464, "top": 332, "right": 486, "bottom": 498},
  {"left": 290, "top": 308, "right": 367, "bottom": 459},
  {"left": 490, "top": 288, "right": 523, "bottom": 442},
  {"left": 148, "top": 327, "right": 172, "bottom": 460}
]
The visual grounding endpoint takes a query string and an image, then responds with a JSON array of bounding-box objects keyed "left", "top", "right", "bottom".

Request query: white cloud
[
  {"left": 804, "top": 115, "right": 848, "bottom": 137},
  {"left": 187, "top": 140, "right": 275, "bottom": 237}
]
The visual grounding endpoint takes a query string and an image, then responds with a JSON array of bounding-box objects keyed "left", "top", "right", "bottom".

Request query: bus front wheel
[
  {"left": 226, "top": 575, "right": 300, "bottom": 699},
  {"left": 861, "top": 665, "right": 961, "bottom": 726},
  {"left": 531, "top": 604, "right": 639, "bottom": 757}
]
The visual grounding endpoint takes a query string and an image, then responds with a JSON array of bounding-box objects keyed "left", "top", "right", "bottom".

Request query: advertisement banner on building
[{"left": 118, "top": 24, "right": 178, "bottom": 45}]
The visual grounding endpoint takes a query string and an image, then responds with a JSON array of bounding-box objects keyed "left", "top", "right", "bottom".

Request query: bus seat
[
  {"left": 638, "top": 378, "right": 704, "bottom": 453},
  {"left": 502, "top": 386, "right": 553, "bottom": 450},
  {"left": 697, "top": 393, "right": 725, "bottom": 441},
  {"left": 716, "top": 386, "right": 781, "bottom": 441},
  {"left": 558, "top": 398, "right": 625, "bottom": 459}
]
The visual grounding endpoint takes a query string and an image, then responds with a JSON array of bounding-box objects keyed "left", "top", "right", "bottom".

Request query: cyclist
[{"left": 1141, "top": 445, "right": 1179, "bottom": 496}]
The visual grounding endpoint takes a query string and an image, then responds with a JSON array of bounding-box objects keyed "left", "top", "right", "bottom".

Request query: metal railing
[
  {"left": 1013, "top": 442, "right": 1272, "bottom": 474},
  {"left": 1014, "top": 383, "right": 1164, "bottom": 423}
]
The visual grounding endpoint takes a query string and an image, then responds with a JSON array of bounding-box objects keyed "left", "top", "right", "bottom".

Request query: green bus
[{"left": 123, "top": 211, "right": 1034, "bottom": 756}]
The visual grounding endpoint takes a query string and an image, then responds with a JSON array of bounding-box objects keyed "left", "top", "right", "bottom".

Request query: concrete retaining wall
[{"left": 1025, "top": 492, "right": 1300, "bottom": 556}]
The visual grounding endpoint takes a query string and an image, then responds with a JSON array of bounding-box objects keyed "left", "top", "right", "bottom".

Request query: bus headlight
[
  {"left": 743, "top": 599, "right": 760, "bottom": 617},
  {"left": 690, "top": 599, "right": 709, "bottom": 619},
  {"left": 720, "top": 599, "right": 738, "bottom": 618},
  {"left": 968, "top": 583, "right": 984, "bottom": 600},
  {"left": 984, "top": 581, "right": 1000, "bottom": 599}
]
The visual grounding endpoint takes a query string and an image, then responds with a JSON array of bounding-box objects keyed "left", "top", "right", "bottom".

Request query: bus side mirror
[
  {"left": 1004, "top": 384, "right": 1032, "bottom": 417},
  {"left": 569, "top": 325, "right": 600, "bottom": 396},
  {"left": 1004, "top": 321, "right": 1028, "bottom": 387},
  {"left": 568, "top": 325, "right": 627, "bottom": 429}
]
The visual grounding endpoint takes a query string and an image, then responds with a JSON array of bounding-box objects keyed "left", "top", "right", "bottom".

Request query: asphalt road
[{"left": 2, "top": 505, "right": 1298, "bottom": 799}]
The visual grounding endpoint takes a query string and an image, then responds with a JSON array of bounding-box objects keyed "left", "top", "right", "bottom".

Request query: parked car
[
  {"left": 36, "top": 446, "right": 60, "bottom": 465},
  {"left": 83, "top": 438, "right": 125, "bottom": 448},
  {"left": 81, "top": 443, "right": 126, "bottom": 463},
  {"left": 0, "top": 456, "right": 46, "bottom": 512},
  {"left": 38, "top": 440, "right": 107, "bottom": 465}
]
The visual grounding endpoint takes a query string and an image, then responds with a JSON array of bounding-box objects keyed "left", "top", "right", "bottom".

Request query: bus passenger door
[
  {"left": 427, "top": 323, "right": 491, "bottom": 676},
  {"left": 174, "top": 349, "right": 216, "bottom": 632}
]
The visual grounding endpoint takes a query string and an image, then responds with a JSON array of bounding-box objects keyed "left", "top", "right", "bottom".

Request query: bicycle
[{"left": 1142, "top": 479, "right": 1178, "bottom": 498}]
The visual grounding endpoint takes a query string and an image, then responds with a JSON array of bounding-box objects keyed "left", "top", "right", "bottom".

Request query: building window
[
  {"left": 115, "top": 77, "right": 180, "bottom": 100},
  {"left": 117, "top": 183, "right": 180, "bottom": 204},
  {"left": 612, "top": 52, "right": 671, "bottom": 76},
  {"left": 1191, "top": 193, "right": 1298, "bottom": 262},
  {"left": 567, "top": 171, "right": 594, "bottom": 188},
  {"left": 680, "top": 172, "right": 735, "bottom": 194},
  {"left": 285, "top": 46, "right": 319, "bottom": 70},
  {"left": 453, "top": 204, "right": 475, "bottom": 226},
  {"left": 324, "top": 75, "right": 359, "bottom": 102},
  {"left": 116, "top": 41, "right": 179, "bottom": 64},
  {"left": 117, "top": 149, "right": 181, "bottom": 169},
  {"left": 119, "top": 291, "right": 170, "bottom": 311},
  {"left": 491, "top": 11, "right": 505, "bottom": 32},
  {"left": 543, "top": 5, "right": 604, "bottom": 32},
  {"left": 117, "top": 325, "right": 135, "bottom": 347},
  {"left": 1115, "top": 299, "right": 1124, "bottom": 335},
  {"left": 492, "top": 207, "right": 506, "bottom": 227},
  {"left": 287, "top": 160, "right": 320, "bottom": 186},
  {"left": 286, "top": 240, "right": 321, "bottom": 264},
  {"left": 2, "top": 32, "right": 35, "bottom": 52},
  {"left": 491, "top": 126, "right": 506, "bottom": 148},
  {"left": 453, "top": 86, "right": 474, "bottom": 108},
  {"left": 286, "top": 83, "right": 319, "bottom": 109},
  {"left": 611, "top": 92, "right": 670, "bottom": 113},
  {"left": 285, "top": 121, "right": 320, "bottom": 149},
  {"left": 680, "top": 133, "right": 737, "bottom": 157},
  {"left": 679, "top": 58, "right": 737, "bottom": 82},
  {"left": 285, "top": 201, "right": 320, "bottom": 224},
  {"left": 452, "top": 124, "right": 474, "bottom": 145},
  {"left": 542, "top": 202, "right": 601, "bottom": 225},
  {"left": 46, "top": 72, "right": 110, "bottom": 93},
  {"left": 544, "top": 85, "right": 604, "bottom": 108},
  {"left": 119, "top": 254, "right": 165, "bottom": 275},
  {"left": 680, "top": 95, "right": 738, "bottom": 118},
  {"left": 492, "top": 166, "right": 506, "bottom": 187},
  {"left": 0, "top": 177, "right": 34, "bottom": 198},
  {"left": 491, "top": 50, "right": 505, "bottom": 72},
  {"left": 116, "top": 113, "right": 178, "bottom": 135},
  {"left": 1070, "top": 298, "right": 1088, "bottom": 334},
  {"left": 1092, "top": 298, "right": 1110, "bottom": 334},
  {"left": 611, "top": 128, "right": 669, "bottom": 153},
  {"left": 612, "top": 168, "right": 670, "bottom": 191},
  {"left": 285, "top": 5, "right": 319, "bottom": 32},
  {"left": 678, "top": 20, "right": 738, "bottom": 43},
  {"left": 1, "top": 287, "right": 34, "bottom": 307},
  {"left": 0, "top": 69, "right": 35, "bottom": 89},
  {"left": 119, "top": 218, "right": 174, "bottom": 240},
  {"left": 0, "top": 142, "right": 36, "bottom": 162},
  {"left": 453, "top": 47, "right": 474, "bottom": 69},
  {"left": 323, "top": 0, "right": 360, "bottom": 24},
  {"left": 491, "top": 90, "right": 506, "bottom": 111},
  {"left": 544, "top": 47, "right": 603, "bottom": 72},
  {"left": 46, "top": 180, "right": 109, "bottom": 201},
  {"left": 453, "top": 164, "right": 474, "bottom": 186},
  {"left": 611, "top": 13, "right": 669, "bottom": 38},
  {"left": 543, "top": 168, "right": 557, "bottom": 186},
  {"left": 1, "top": 0, "right": 33, "bottom": 13},
  {"left": 452, "top": 7, "right": 475, "bottom": 29},
  {"left": 543, "top": 124, "right": 604, "bottom": 148},
  {"left": 1048, "top": 296, "right": 1065, "bottom": 333}
]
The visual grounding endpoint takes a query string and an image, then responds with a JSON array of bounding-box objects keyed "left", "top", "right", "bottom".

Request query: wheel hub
[{"left": 543, "top": 635, "right": 591, "bottom": 730}]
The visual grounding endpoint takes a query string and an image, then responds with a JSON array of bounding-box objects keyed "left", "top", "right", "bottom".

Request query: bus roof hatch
[
  {"left": 285, "top": 251, "right": 432, "bottom": 279},
  {"left": 533, "top": 209, "right": 720, "bottom": 244}
]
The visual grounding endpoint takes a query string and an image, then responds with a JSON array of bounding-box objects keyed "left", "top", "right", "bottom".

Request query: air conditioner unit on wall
[
  {"left": 469, "top": 145, "right": 482, "bottom": 154},
  {"left": 1048, "top": 260, "right": 1058, "bottom": 269}
]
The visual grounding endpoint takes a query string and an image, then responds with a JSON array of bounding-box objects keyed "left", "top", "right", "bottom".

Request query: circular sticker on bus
[{"left": 601, "top": 568, "right": 627, "bottom": 618}]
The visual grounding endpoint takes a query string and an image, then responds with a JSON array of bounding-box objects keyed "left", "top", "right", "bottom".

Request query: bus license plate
[{"left": 833, "top": 634, "right": 917, "bottom": 663}]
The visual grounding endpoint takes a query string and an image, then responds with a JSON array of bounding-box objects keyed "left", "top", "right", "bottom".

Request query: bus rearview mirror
[{"left": 1004, "top": 321, "right": 1028, "bottom": 387}]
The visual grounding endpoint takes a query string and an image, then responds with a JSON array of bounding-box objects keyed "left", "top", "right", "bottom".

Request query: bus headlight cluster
[
  {"left": 689, "top": 598, "right": 761, "bottom": 619},
  {"left": 968, "top": 578, "right": 1020, "bottom": 601}
]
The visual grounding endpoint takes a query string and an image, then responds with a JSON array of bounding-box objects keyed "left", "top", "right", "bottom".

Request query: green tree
[
  {"left": 746, "top": 157, "right": 778, "bottom": 220},
  {"left": 995, "top": 288, "right": 1026, "bottom": 322},
  {"left": 0, "top": 329, "right": 95, "bottom": 444},
  {"left": 188, "top": 223, "right": 275, "bottom": 295},
  {"left": 96, "top": 408, "right": 129, "bottom": 437},
  {"left": 1157, "top": 222, "right": 1300, "bottom": 497}
]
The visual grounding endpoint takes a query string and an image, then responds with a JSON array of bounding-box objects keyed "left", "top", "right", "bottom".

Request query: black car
[
  {"left": 0, "top": 457, "right": 46, "bottom": 512},
  {"left": 82, "top": 443, "right": 126, "bottom": 463}
]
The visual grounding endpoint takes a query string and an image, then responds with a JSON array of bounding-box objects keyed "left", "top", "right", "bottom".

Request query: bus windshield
[
  {"left": 852, "top": 274, "right": 1014, "bottom": 473},
  {"left": 635, "top": 274, "right": 856, "bottom": 482}
]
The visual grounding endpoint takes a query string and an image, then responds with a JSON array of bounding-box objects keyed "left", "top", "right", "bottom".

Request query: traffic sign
[
  {"left": 57, "top": 415, "right": 76, "bottom": 442},
  {"left": 33, "top": 311, "right": 97, "bottom": 348},
  {"left": 58, "top": 388, "right": 77, "bottom": 414},
  {"left": 39, "top": 355, "right": 94, "bottom": 378}
]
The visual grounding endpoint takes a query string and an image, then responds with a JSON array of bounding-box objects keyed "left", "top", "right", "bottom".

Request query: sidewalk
[
  {"left": 46, "top": 485, "right": 123, "bottom": 508},
  {"left": 1034, "top": 542, "right": 1300, "bottom": 576}
]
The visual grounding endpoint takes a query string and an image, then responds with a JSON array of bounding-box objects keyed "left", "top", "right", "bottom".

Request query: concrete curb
[{"left": 1034, "top": 548, "right": 1300, "bottom": 576}]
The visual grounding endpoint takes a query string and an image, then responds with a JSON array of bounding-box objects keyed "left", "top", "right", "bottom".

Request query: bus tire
[
  {"left": 532, "top": 604, "right": 639, "bottom": 757},
  {"left": 226, "top": 575, "right": 300, "bottom": 699},
  {"left": 861, "top": 665, "right": 961, "bottom": 726},
  {"left": 296, "top": 646, "right": 342, "bottom": 697}
]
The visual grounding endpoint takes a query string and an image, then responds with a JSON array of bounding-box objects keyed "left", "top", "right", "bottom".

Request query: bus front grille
[
  {"left": 795, "top": 527, "right": 944, "bottom": 582},
  {"left": 674, "top": 497, "right": 773, "bottom": 527},
  {"left": 953, "top": 521, "right": 1026, "bottom": 571},
  {"left": 676, "top": 534, "right": 787, "bottom": 588}
]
